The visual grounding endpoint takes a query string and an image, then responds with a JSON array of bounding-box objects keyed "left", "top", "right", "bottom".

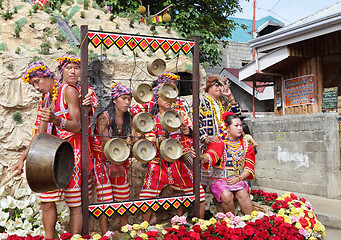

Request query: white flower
[
  {"left": 22, "top": 219, "right": 32, "bottom": 231},
  {"left": 14, "top": 188, "right": 26, "bottom": 199},
  {"left": 23, "top": 207, "right": 34, "bottom": 217},
  {"left": 24, "top": 186, "right": 32, "bottom": 196},
  {"left": 14, "top": 217, "right": 23, "bottom": 228},
  {"left": 17, "top": 199, "right": 31, "bottom": 209},
  {"left": 0, "top": 186, "right": 6, "bottom": 198},
  {"left": 0, "top": 211, "right": 9, "bottom": 223},
  {"left": 0, "top": 232, "right": 8, "bottom": 240},
  {"left": 32, "top": 203, "right": 40, "bottom": 212},
  {"left": 28, "top": 194, "right": 38, "bottom": 203},
  {"left": 33, "top": 227, "right": 43, "bottom": 237},
  {"left": 15, "top": 229, "right": 28, "bottom": 237},
  {"left": 6, "top": 219, "right": 15, "bottom": 230},
  {"left": 1, "top": 196, "right": 13, "bottom": 209},
  {"left": 7, "top": 196, "right": 17, "bottom": 209},
  {"left": 55, "top": 221, "right": 61, "bottom": 232}
]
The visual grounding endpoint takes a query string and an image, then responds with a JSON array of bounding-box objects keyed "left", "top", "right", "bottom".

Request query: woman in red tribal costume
[
  {"left": 130, "top": 72, "right": 189, "bottom": 116},
  {"left": 12, "top": 61, "right": 84, "bottom": 238},
  {"left": 201, "top": 112, "right": 255, "bottom": 215},
  {"left": 95, "top": 83, "right": 133, "bottom": 230},
  {"left": 139, "top": 84, "right": 205, "bottom": 222}
]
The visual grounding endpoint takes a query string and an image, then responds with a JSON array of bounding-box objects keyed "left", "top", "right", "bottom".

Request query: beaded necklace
[
  {"left": 207, "top": 94, "right": 223, "bottom": 126},
  {"left": 224, "top": 137, "right": 245, "bottom": 169}
]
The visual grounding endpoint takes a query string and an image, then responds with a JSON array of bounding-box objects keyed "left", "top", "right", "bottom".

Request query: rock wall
[{"left": 247, "top": 113, "right": 341, "bottom": 198}]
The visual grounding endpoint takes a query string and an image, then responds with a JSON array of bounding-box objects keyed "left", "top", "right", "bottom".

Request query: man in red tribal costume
[
  {"left": 130, "top": 72, "right": 189, "bottom": 116},
  {"left": 12, "top": 61, "right": 84, "bottom": 238},
  {"left": 201, "top": 112, "right": 255, "bottom": 215},
  {"left": 139, "top": 84, "right": 205, "bottom": 222}
]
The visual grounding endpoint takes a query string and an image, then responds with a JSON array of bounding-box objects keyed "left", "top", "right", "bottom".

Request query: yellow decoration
[
  {"left": 56, "top": 56, "right": 80, "bottom": 64},
  {"left": 162, "top": 72, "right": 180, "bottom": 81},
  {"left": 163, "top": 13, "right": 171, "bottom": 23},
  {"left": 22, "top": 65, "right": 47, "bottom": 83},
  {"left": 138, "top": 5, "right": 146, "bottom": 14},
  {"left": 207, "top": 95, "right": 223, "bottom": 126}
]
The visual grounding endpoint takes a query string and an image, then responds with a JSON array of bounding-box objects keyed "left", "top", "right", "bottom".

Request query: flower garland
[
  {"left": 51, "top": 80, "right": 59, "bottom": 104},
  {"left": 56, "top": 56, "right": 81, "bottom": 64},
  {"left": 22, "top": 65, "right": 47, "bottom": 83},
  {"left": 161, "top": 73, "right": 180, "bottom": 81},
  {"left": 207, "top": 94, "right": 223, "bottom": 127}
]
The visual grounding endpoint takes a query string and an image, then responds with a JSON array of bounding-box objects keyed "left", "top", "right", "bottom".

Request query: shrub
[
  {"left": 2, "top": 9, "right": 14, "bottom": 20},
  {"left": 7, "top": 64, "right": 13, "bottom": 71},
  {"left": 109, "top": 14, "right": 115, "bottom": 21},
  {"left": 80, "top": 11, "right": 85, "bottom": 18},
  {"left": 39, "top": 41, "right": 52, "bottom": 55},
  {"left": 50, "top": 16, "right": 57, "bottom": 24},
  {"left": 55, "top": 42, "right": 62, "bottom": 50},
  {"left": 83, "top": 0, "right": 89, "bottom": 10},
  {"left": 115, "top": 23, "right": 119, "bottom": 29},
  {"left": 32, "top": 4, "right": 38, "bottom": 13},
  {"left": 12, "top": 111, "right": 22, "bottom": 124},
  {"left": 15, "top": 47, "right": 21, "bottom": 54},
  {"left": 29, "top": 56, "right": 42, "bottom": 64},
  {"left": 56, "top": 33, "right": 66, "bottom": 42},
  {"left": 14, "top": 18, "right": 27, "bottom": 38},
  {"left": 29, "top": 22, "right": 35, "bottom": 28}
]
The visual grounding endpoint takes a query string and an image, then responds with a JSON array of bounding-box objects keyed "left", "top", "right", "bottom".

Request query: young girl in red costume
[{"left": 201, "top": 111, "right": 255, "bottom": 215}]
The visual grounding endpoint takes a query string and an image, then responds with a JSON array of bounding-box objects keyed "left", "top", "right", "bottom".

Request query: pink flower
[
  {"left": 171, "top": 215, "right": 180, "bottom": 225},
  {"left": 299, "top": 227, "right": 310, "bottom": 238},
  {"left": 215, "top": 212, "right": 226, "bottom": 220},
  {"left": 225, "top": 212, "right": 235, "bottom": 218},
  {"left": 103, "top": 231, "right": 114, "bottom": 238},
  {"left": 178, "top": 216, "right": 187, "bottom": 225}
]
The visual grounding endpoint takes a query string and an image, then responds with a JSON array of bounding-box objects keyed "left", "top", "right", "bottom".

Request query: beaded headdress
[
  {"left": 22, "top": 61, "right": 56, "bottom": 83},
  {"left": 110, "top": 83, "right": 132, "bottom": 100}
]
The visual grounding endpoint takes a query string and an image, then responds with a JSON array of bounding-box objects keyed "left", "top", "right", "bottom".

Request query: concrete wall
[
  {"left": 247, "top": 113, "right": 341, "bottom": 198},
  {"left": 205, "top": 40, "right": 251, "bottom": 76}
]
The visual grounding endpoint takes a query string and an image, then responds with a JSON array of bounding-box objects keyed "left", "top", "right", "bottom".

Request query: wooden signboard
[
  {"left": 322, "top": 87, "right": 338, "bottom": 112},
  {"left": 284, "top": 74, "right": 315, "bottom": 107}
]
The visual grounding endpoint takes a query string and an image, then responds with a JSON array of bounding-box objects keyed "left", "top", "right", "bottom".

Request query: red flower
[
  {"left": 242, "top": 225, "right": 255, "bottom": 236},
  {"left": 192, "top": 225, "right": 202, "bottom": 233},
  {"left": 189, "top": 232, "right": 201, "bottom": 239},
  {"left": 60, "top": 233, "right": 72, "bottom": 240},
  {"left": 299, "top": 217, "right": 309, "bottom": 228},
  {"left": 99, "top": 236, "right": 109, "bottom": 240},
  {"left": 294, "top": 202, "right": 302, "bottom": 208},
  {"left": 300, "top": 197, "right": 306, "bottom": 203},
  {"left": 290, "top": 193, "right": 298, "bottom": 200},
  {"left": 284, "top": 197, "right": 292, "bottom": 203},
  {"left": 147, "top": 231, "right": 159, "bottom": 237},
  {"left": 82, "top": 235, "right": 91, "bottom": 239}
]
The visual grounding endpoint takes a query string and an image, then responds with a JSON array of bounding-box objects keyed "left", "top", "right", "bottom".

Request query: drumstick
[{"left": 0, "top": 170, "right": 19, "bottom": 188}]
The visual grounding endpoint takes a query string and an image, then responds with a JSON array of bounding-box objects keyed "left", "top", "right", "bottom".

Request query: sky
[{"left": 233, "top": 0, "right": 341, "bottom": 25}]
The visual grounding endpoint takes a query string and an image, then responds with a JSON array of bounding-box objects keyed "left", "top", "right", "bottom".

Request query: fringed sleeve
[
  {"left": 244, "top": 141, "right": 256, "bottom": 180},
  {"left": 202, "top": 141, "right": 224, "bottom": 171}
]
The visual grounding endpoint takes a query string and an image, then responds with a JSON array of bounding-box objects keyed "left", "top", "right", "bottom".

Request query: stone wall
[
  {"left": 205, "top": 40, "right": 251, "bottom": 76},
  {"left": 247, "top": 113, "right": 341, "bottom": 198}
]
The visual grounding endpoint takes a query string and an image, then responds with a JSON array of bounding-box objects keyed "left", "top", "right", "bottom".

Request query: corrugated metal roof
[{"left": 249, "top": 1, "right": 341, "bottom": 51}]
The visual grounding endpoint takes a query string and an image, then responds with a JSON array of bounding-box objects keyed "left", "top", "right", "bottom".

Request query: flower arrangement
[
  {"left": 120, "top": 191, "right": 325, "bottom": 240},
  {"left": 1, "top": 189, "right": 325, "bottom": 240},
  {"left": 0, "top": 185, "right": 43, "bottom": 237},
  {"left": 0, "top": 185, "right": 68, "bottom": 238}
]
